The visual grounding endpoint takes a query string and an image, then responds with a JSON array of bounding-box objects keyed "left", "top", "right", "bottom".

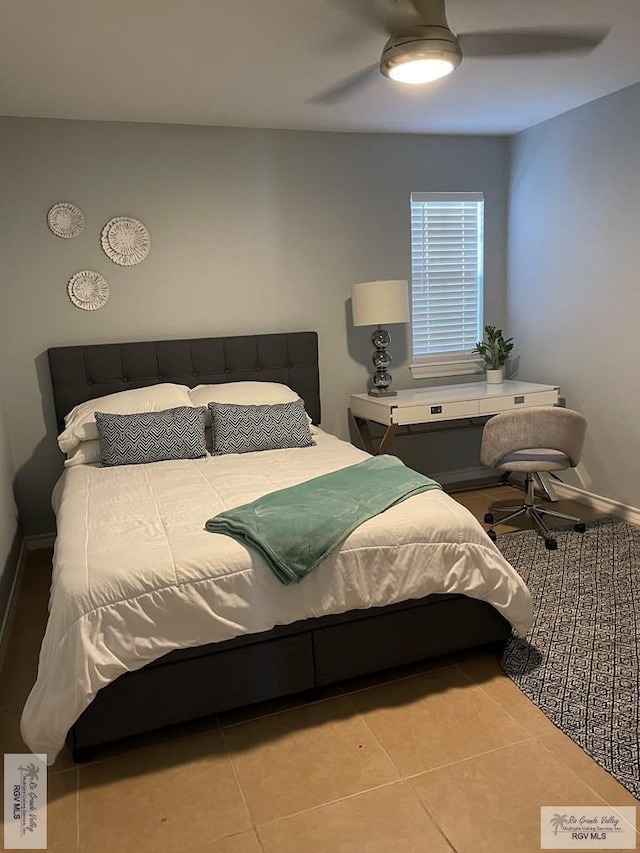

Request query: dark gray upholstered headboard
[{"left": 48, "top": 332, "right": 320, "bottom": 432}]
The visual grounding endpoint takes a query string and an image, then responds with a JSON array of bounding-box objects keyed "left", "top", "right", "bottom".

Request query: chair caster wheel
[
  {"left": 545, "top": 538, "right": 558, "bottom": 550},
  {"left": 487, "top": 529, "right": 497, "bottom": 542},
  {"left": 574, "top": 522, "right": 586, "bottom": 533},
  {"left": 484, "top": 513, "right": 494, "bottom": 524}
]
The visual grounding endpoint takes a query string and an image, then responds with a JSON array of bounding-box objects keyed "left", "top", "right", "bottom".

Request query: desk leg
[
  {"left": 353, "top": 416, "right": 376, "bottom": 455},
  {"left": 378, "top": 424, "right": 398, "bottom": 455},
  {"left": 353, "top": 417, "right": 397, "bottom": 456}
]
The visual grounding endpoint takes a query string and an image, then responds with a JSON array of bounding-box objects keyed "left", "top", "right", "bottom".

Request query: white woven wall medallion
[
  {"left": 101, "top": 216, "right": 150, "bottom": 266},
  {"left": 68, "top": 270, "right": 110, "bottom": 311},
  {"left": 47, "top": 202, "right": 85, "bottom": 239}
]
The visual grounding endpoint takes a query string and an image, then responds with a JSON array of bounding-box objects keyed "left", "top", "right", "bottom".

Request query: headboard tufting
[{"left": 48, "top": 331, "right": 320, "bottom": 431}]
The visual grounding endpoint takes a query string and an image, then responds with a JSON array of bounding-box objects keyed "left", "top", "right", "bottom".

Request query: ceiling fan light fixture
[
  {"left": 387, "top": 57, "right": 456, "bottom": 84},
  {"left": 380, "top": 27, "right": 462, "bottom": 85}
]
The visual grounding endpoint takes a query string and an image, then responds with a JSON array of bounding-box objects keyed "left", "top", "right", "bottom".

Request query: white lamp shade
[{"left": 351, "top": 280, "right": 410, "bottom": 327}]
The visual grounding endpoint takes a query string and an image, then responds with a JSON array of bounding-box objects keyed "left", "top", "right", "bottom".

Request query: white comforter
[{"left": 22, "top": 431, "right": 531, "bottom": 762}]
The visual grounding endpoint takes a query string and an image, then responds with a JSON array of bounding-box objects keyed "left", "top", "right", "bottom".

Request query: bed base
[{"left": 67, "top": 593, "right": 509, "bottom": 760}]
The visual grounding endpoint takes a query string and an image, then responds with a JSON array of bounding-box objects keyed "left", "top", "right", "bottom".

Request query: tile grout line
[
  {"left": 253, "top": 779, "right": 402, "bottom": 832},
  {"left": 346, "top": 669, "right": 536, "bottom": 784},
  {"left": 534, "top": 733, "right": 637, "bottom": 816},
  {"left": 341, "top": 691, "right": 462, "bottom": 853},
  {"left": 215, "top": 694, "right": 533, "bottom": 838},
  {"left": 408, "top": 785, "right": 462, "bottom": 853},
  {"left": 252, "top": 826, "right": 267, "bottom": 853},
  {"left": 218, "top": 721, "right": 254, "bottom": 830},
  {"left": 531, "top": 737, "right": 615, "bottom": 812},
  {"left": 342, "top": 692, "right": 404, "bottom": 778},
  {"left": 451, "top": 662, "right": 539, "bottom": 737},
  {"left": 225, "top": 691, "right": 408, "bottom": 833},
  {"left": 404, "top": 737, "right": 532, "bottom": 780},
  {"left": 203, "top": 828, "right": 268, "bottom": 852},
  {"left": 251, "top": 776, "right": 464, "bottom": 852},
  {"left": 455, "top": 658, "right": 640, "bottom": 806}
]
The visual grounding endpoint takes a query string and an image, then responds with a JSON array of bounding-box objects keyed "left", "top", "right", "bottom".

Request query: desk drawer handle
[
  {"left": 431, "top": 405, "right": 443, "bottom": 414},
  {"left": 514, "top": 395, "right": 525, "bottom": 404}
]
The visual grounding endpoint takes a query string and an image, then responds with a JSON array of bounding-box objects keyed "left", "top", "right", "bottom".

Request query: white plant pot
[{"left": 486, "top": 367, "right": 504, "bottom": 385}]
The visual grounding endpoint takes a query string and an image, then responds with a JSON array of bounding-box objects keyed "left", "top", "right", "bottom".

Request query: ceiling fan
[{"left": 313, "top": 0, "right": 609, "bottom": 103}]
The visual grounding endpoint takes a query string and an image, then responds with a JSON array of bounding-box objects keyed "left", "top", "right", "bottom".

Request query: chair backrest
[{"left": 480, "top": 406, "right": 587, "bottom": 469}]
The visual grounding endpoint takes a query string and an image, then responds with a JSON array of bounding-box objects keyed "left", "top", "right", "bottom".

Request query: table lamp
[{"left": 352, "top": 279, "right": 410, "bottom": 397}]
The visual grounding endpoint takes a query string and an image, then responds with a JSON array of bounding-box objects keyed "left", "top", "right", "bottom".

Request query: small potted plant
[{"left": 473, "top": 325, "right": 514, "bottom": 384}]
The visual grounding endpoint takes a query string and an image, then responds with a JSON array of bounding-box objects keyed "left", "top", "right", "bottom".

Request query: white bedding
[{"left": 22, "top": 430, "right": 532, "bottom": 762}]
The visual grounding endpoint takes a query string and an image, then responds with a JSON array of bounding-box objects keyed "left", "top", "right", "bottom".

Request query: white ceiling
[{"left": 1, "top": 0, "right": 640, "bottom": 136}]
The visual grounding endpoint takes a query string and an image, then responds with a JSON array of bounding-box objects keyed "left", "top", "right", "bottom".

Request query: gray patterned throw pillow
[
  {"left": 95, "top": 407, "right": 207, "bottom": 467},
  {"left": 209, "top": 399, "right": 315, "bottom": 455}
]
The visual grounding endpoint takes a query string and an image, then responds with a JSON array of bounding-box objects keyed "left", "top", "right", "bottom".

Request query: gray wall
[
  {"left": 509, "top": 82, "right": 640, "bottom": 507},
  {"left": 0, "top": 117, "right": 509, "bottom": 535}
]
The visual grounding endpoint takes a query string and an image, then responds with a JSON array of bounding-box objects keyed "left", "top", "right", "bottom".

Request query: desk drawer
[
  {"left": 478, "top": 389, "right": 558, "bottom": 415},
  {"left": 393, "top": 399, "right": 479, "bottom": 425}
]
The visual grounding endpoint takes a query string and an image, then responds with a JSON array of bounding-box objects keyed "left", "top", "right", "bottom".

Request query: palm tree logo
[
  {"left": 18, "top": 763, "right": 40, "bottom": 781},
  {"left": 550, "top": 814, "right": 568, "bottom": 835}
]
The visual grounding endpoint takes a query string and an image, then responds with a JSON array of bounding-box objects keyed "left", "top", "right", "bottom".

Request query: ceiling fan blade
[
  {"left": 458, "top": 27, "right": 610, "bottom": 58},
  {"left": 309, "top": 63, "right": 381, "bottom": 105},
  {"left": 325, "top": 0, "right": 420, "bottom": 36}
]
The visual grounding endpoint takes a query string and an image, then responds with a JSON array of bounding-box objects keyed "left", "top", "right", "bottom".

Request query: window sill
[{"left": 410, "top": 356, "right": 484, "bottom": 381}]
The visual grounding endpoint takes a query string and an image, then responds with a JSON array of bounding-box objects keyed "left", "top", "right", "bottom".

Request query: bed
[{"left": 22, "top": 331, "right": 531, "bottom": 762}]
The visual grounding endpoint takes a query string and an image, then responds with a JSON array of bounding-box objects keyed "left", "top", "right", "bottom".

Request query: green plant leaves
[{"left": 472, "top": 325, "right": 514, "bottom": 369}]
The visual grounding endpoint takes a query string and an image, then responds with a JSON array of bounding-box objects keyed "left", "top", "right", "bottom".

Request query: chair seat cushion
[{"left": 498, "top": 448, "right": 571, "bottom": 472}]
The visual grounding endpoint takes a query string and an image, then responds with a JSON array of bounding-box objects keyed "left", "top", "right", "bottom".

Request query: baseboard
[
  {"left": 25, "top": 533, "right": 56, "bottom": 550},
  {"left": 549, "top": 480, "right": 640, "bottom": 527},
  {"left": 432, "top": 465, "right": 494, "bottom": 486},
  {"left": 433, "top": 466, "right": 640, "bottom": 527},
  {"left": 0, "top": 529, "right": 27, "bottom": 677}
]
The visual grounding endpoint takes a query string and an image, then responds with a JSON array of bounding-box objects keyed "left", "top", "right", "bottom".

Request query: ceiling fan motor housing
[{"left": 380, "top": 26, "right": 462, "bottom": 79}]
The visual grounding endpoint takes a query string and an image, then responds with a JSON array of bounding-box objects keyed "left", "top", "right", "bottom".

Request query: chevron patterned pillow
[
  {"left": 95, "top": 407, "right": 207, "bottom": 467},
  {"left": 209, "top": 399, "right": 315, "bottom": 455}
]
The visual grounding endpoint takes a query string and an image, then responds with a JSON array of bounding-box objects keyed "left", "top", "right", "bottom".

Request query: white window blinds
[{"left": 410, "top": 192, "right": 484, "bottom": 376}]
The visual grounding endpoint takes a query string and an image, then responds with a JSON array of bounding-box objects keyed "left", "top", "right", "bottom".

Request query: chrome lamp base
[
  {"left": 368, "top": 388, "right": 397, "bottom": 398},
  {"left": 367, "top": 327, "right": 396, "bottom": 397}
]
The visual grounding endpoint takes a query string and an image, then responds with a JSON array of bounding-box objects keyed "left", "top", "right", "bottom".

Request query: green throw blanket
[{"left": 205, "top": 455, "right": 442, "bottom": 584}]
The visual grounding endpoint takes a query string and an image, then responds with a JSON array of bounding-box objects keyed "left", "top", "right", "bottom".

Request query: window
[{"left": 410, "top": 192, "right": 484, "bottom": 379}]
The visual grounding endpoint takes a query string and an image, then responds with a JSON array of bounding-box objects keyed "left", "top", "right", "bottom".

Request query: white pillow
[
  {"left": 189, "top": 381, "right": 300, "bottom": 408},
  {"left": 189, "top": 381, "right": 302, "bottom": 427},
  {"left": 64, "top": 440, "right": 101, "bottom": 467},
  {"left": 58, "top": 383, "right": 192, "bottom": 454}
]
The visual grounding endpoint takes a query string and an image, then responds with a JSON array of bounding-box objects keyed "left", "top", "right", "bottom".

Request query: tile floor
[{"left": 1, "top": 486, "right": 637, "bottom": 852}]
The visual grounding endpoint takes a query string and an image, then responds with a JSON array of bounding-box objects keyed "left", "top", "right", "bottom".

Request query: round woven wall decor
[
  {"left": 101, "top": 216, "right": 150, "bottom": 266},
  {"left": 47, "top": 202, "right": 85, "bottom": 239},
  {"left": 68, "top": 270, "right": 110, "bottom": 311}
]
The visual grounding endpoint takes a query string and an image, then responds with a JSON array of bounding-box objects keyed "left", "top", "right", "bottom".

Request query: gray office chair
[{"left": 480, "top": 406, "right": 587, "bottom": 550}]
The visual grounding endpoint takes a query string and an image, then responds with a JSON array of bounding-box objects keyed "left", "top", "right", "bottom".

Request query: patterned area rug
[{"left": 498, "top": 518, "right": 640, "bottom": 799}]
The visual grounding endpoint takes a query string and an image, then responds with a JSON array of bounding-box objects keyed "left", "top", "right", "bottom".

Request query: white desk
[{"left": 350, "top": 380, "right": 559, "bottom": 456}]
